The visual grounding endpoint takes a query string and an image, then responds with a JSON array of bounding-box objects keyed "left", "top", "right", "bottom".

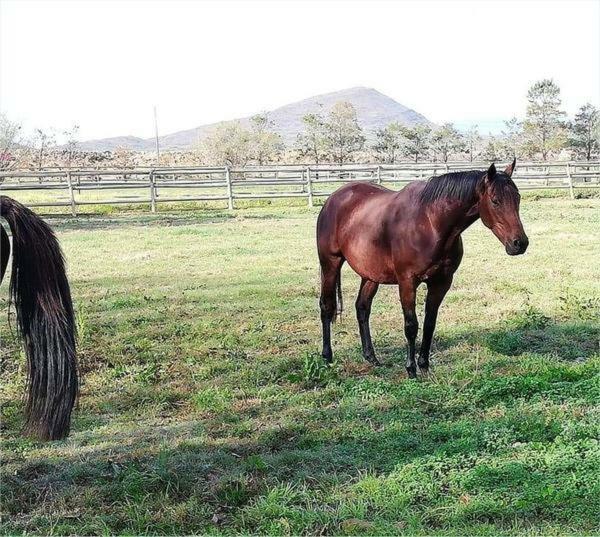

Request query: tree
[
  {"left": 400, "top": 124, "right": 431, "bottom": 163},
  {"left": 249, "top": 113, "right": 283, "bottom": 165},
  {"left": 296, "top": 111, "right": 328, "bottom": 165},
  {"left": 568, "top": 103, "right": 599, "bottom": 160},
  {"left": 62, "top": 124, "right": 80, "bottom": 168},
  {"left": 198, "top": 121, "right": 251, "bottom": 166},
  {"left": 481, "top": 137, "right": 501, "bottom": 162},
  {"left": 32, "top": 128, "right": 56, "bottom": 169},
  {"left": 323, "top": 101, "right": 365, "bottom": 165},
  {"left": 464, "top": 125, "right": 482, "bottom": 162},
  {"left": 431, "top": 123, "right": 465, "bottom": 163},
  {"left": 373, "top": 122, "right": 405, "bottom": 164},
  {"left": 522, "top": 79, "right": 566, "bottom": 160},
  {"left": 500, "top": 117, "right": 523, "bottom": 159},
  {"left": 0, "top": 113, "right": 22, "bottom": 170}
]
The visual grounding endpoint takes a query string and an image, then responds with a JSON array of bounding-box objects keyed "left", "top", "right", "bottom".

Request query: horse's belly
[{"left": 343, "top": 240, "right": 397, "bottom": 284}]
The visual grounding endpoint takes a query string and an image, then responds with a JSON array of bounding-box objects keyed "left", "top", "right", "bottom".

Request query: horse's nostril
[{"left": 513, "top": 239, "right": 521, "bottom": 248}]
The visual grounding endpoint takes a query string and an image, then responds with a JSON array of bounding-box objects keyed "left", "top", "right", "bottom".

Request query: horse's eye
[{"left": 491, "top": 198, "right": 500, "bottom": 207}]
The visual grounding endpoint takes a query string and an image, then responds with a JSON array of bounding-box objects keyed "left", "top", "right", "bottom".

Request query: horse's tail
[{"left": 0, "top": 196, "right": 78, "bottom": 441}]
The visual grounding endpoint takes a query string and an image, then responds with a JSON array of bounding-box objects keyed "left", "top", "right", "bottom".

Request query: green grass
[{"left": 1, "top": 193, "right": 599, "bottom": 535}]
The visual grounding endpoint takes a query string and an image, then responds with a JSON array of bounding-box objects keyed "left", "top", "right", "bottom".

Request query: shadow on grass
[
  {"left": 484, "top": 320, "right": 599, "bottom": 361},
  {"left": 2, "top": 316, "right": 598, "bottom": 534},
  {"left": 38, "top": 205, "right": 311, "bottom": 232},
  {"left": 419, "top": 316, "right": 599, "bottom": 364},
  {"left": 44, "top": 210, "right": 236, "bottom": 232}
]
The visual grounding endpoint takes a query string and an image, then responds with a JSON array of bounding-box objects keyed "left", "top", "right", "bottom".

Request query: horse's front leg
[
  {"left": 418, "top": 276, "right": 453, "bottom": 373},
  {"left": 398, "top": 279, "right": 418, "bottom": 379}
]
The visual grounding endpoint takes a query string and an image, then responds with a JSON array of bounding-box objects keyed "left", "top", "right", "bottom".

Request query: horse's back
[{"left": 317, "top": 181, "right": 413, "bottom": 282}]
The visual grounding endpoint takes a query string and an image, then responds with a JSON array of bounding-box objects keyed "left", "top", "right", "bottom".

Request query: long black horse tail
[{"left": 0, "top": 196, "right": 78, "bottom": 441}]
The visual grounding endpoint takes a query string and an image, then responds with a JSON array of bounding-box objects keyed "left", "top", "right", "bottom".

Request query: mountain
[{"left": 77, "top": 87, "right": 433, "bottom": 151}]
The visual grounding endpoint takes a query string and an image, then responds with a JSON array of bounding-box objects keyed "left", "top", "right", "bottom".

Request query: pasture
[{"left": 1, "top": 192, "right": 599, "bottom": 535}]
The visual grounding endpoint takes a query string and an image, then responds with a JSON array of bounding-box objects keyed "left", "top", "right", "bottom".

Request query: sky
[{"left": 1, "top": 0, "right": 599, "bottom": 142}]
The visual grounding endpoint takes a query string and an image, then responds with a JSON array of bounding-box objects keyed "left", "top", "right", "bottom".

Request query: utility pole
[{"left": 153, "top": 105, "right": 160, "bottom": 165}]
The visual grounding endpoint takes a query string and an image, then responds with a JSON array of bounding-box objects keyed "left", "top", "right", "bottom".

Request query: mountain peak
[{"left": 78, "top": 87, "right": 433, "bottom": 151}]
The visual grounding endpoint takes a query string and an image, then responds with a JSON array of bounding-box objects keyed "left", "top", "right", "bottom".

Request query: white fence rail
[{"left": 0, "top": 161, "right": 598, "bottom": 215}]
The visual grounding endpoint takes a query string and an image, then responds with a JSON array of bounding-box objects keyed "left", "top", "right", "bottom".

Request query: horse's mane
[{"left": 419, "top": 170, "right": 485, "bottom": 205}]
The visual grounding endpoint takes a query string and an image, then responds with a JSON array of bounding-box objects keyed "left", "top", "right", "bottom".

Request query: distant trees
[
  {"left": 3, "top": 80, "right": 597, "bottom": 169},
  {"left": 431, "top": 123, "right": 465, "bottom": 163},
  {"left": 568, "top": 103, "right": 599, "bottom": 161},
  {"left": 0, "top": 113, "right": 22, "bottom": 170},
  {"left": 198, "top": 121, "right": 251, "bottom": 166},
  {"left": 62, "top": 125, "right": 80, "bottom": 168},
  {"left": 296, "top": 111, "right": 328, "bottom": 166},
  {"left": 499, "top": 117, "right": 522, "bottom": 159},
  {"left": 522, "top": 79, "right": 566, "bottom": 160},
  {"left": 32, "top": 128, "right": 56, "bottom": 169},
  {"left": 296, "top": 101, "right": 365, "bottom": 165},
  {"left": 249, "top": 113, "right": 283, "bottom": 165},
  {"left": 324, "top": 102, "right": 365, "bottom": 165},
  {"left": 370, "top": 123, "right": 433, "bottom": 164},
  {"left": 401, "top": 125, "right": 432, "bottom": 163},
  {"left": 464, "top": 126, "right": 481, "bottom": 162},
  {"left": 198, "top": 113, "right": 282, "bottom": 166},
  {"left": 373, "top": 122, "right": 404, "bottom": 164}
]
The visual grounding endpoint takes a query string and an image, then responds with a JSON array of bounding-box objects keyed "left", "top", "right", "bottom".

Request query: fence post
[
  {"left": 566, "top": 162, "right": 574, "bottom": 199},
  {"left": 377, "top": 165, "right": 382, "bottom": 185},
  {"left": 225, "top": 166, "right": 234, "bottom": 210},
  {"left": 150, "top": 170, "right": 157, "bottom": 213},
  {"left": 306, "top": 167, "right": 314, "bottom": 207},
  {"left": 66, "top": 171, "right": 77, "bottom": 216}
]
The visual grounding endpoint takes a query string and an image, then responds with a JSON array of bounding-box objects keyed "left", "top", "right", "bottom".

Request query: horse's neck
[{"left": 432, "top": 199, "right": 480, "bottom": 250}]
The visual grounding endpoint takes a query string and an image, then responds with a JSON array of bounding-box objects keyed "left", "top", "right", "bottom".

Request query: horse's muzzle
[{"left": 506, "top": 236, "right": 529, "bottom": 256}]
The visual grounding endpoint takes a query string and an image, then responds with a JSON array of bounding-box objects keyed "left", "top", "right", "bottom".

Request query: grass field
[{"left": 1, "top": 193, "right": 599, "bottom": 535}]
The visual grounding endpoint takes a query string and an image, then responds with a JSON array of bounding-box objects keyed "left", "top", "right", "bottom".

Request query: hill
[{"left": 78, "top": 87, "right": 433, "bottom": 151}]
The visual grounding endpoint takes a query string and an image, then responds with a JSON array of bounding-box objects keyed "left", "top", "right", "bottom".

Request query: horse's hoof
[
  {"left": 365, "top": 354, "right": 381, "bottom": 366},
  {"left": 406, "top": 367, "right": 418, "bottom": 379}
]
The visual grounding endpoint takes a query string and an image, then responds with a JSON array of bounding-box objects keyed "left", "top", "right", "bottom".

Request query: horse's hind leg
[
  {"left": 356, "top": 278, "right": 380, "bottom": 365},
  {"left": 319, "top": 255, "right": 344, "bottom": 364}
]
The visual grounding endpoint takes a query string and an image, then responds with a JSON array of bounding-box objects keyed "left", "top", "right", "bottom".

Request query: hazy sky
[{"left": 1, "top": 0, "right": 599, "bottom": 141}]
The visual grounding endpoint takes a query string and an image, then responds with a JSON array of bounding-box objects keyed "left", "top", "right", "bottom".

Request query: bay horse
[
  {"left": 1, "top": 196, "right": 78, "bottom": 440},
  {"left": 317, "top": 160, "right": 528, "bottom": 378}
]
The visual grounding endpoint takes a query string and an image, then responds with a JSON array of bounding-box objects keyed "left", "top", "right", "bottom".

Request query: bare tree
[
  {"left": 0, "top": 113, "right": 22, "bottom": 170},
  {"left": 249, "top": 113, "right": 283, "bottom": 165},
  {"left": 33, "top": 128, "right": 56, "bottom": 170},
  {"left": 63, "top": 124, "right": 80, "bottom": 168}
]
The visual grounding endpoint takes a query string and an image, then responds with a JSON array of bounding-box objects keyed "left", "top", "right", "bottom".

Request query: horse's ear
[
  {"left": 485, "top": 163, "right": 497, "bottom": 182},
  {"left": 504, "top": 158, "right": 516, "bottom": 177}
]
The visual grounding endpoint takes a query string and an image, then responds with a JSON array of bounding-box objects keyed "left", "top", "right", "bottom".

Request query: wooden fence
[{"left": 0, "top": 161, "right": 598, "bottom": 215}]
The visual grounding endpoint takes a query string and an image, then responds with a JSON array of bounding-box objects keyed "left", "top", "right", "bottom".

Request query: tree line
[
  {"left": 197, "top": 79, "right": 598, "bottom": 166},
  {"left": 1, "top": 79, "right": 598, "bottom": 170}
]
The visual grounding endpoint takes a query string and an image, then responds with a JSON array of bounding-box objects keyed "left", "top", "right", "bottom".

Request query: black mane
[{"left": 419, "top": 170, "right": 485, "bottom": 205}]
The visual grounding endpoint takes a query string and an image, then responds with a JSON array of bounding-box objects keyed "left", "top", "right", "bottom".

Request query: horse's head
[{"left": 478, "top": 159, "right": 529, "bottom": 256}]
